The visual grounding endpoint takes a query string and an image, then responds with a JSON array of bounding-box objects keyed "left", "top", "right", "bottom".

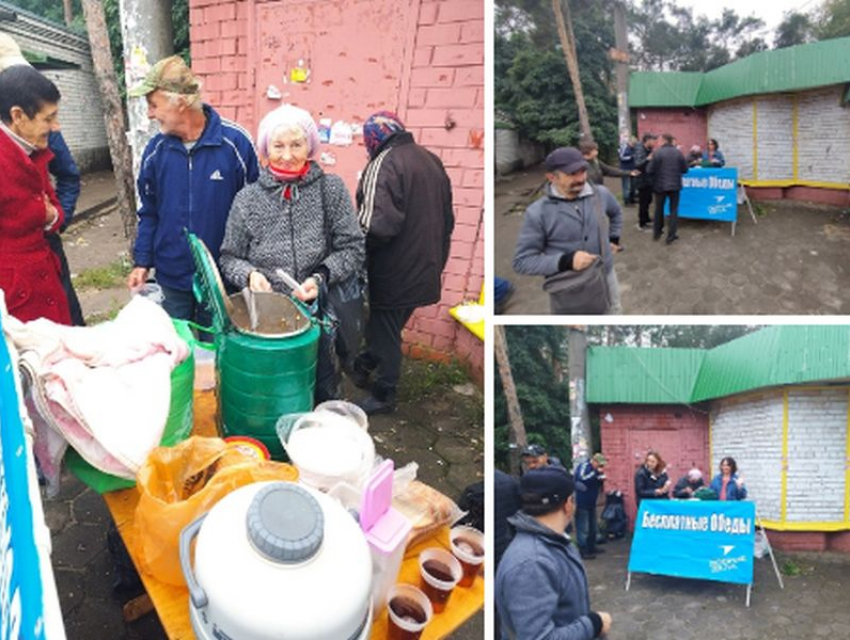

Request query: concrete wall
[
  {"left": 495, "top": 128, "right": 545, "bottom": 175},
  {"left": 0, "top": 17, "right": 109, "bottom": 172},
  {"left": 189, "top": 0, "right": 483, "bottom": 376},
  {"left": 711, "top": 387, "right": 849, "bottom": 526},
  {"left": 710, "top": 391, "right": 785, "bottom": 521}
]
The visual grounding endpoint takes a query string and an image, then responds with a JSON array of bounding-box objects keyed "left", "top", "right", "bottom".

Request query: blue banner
[
  {"left": 628, "top": 500, "right": 755, "bottom": 585},
  {"left": 665, "top": 167, "right": 738, "bottom": 223},
  {"left": 0, "top": 313, "right": 50, "bottom": 638}
]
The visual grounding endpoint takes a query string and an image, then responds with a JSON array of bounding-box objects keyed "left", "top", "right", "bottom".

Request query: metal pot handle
[{"left": 179, "top": 514, "right": 209, "bottom": 609}]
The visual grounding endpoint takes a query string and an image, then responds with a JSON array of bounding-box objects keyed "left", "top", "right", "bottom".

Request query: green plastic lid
[{"left": 187, "top": 232, "right": 233, "bottom": 334}]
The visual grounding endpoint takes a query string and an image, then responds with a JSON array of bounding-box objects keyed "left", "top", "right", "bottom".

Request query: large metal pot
[{"left": 180, "top": 481, "right": 373, "bottom": 640}]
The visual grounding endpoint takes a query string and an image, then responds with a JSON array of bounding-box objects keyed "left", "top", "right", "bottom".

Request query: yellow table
[{"left": 104, "top": 390, "right": 483, "bottom": 639}]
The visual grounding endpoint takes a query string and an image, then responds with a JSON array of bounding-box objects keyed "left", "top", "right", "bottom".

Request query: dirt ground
[
  {"left": 50, "top": 179, "right": 484, "bottom": 638},
  {"left": 495, "top": 166, "right": 850, "bottom": 315}
]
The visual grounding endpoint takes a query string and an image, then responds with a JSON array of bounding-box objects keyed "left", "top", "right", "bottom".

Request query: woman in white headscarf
[{"left": 220, "top": 104, "right": 364, "bottom": 401}]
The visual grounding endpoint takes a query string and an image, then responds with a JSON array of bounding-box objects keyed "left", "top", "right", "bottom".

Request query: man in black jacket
[
  {"left": 633, "top": 133, "right": 656, "bottom": 230},
  {"left": 354, "top": 112, "right": 455, "bottom": 414},
  {"left": 648, "top": 133, "right": 689, "bottom": 244}
]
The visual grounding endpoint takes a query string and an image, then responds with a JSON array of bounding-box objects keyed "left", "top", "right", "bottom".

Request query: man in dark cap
[
  {"left": 353, "top": 111, "right": 455, "bottom": 415},
  {"left": 521, "top": 443, "right": 563, "bottom": 472},
  {"left": 513, "top": 146, "right": 623, "bottom": 314},
  {"left": 633, "top": 132, "right": 657, "bottom": 230},
  {"left": 495, "top": 466, "right": 613, "bottom": 639}
]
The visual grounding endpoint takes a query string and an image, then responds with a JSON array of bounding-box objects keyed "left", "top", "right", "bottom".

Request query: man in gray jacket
[
  {"left": 496, "top": 466, "right": 613, "bottom": 640},
  {"left": 513, "top": 147, "right": 623, "bottom": 314}
]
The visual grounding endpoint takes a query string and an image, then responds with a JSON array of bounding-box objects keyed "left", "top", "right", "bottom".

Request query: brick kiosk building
[
  {"left": 587, "top": 326, "right": 850, "bottom": 552},
  {"left": 629, "top": 37, "right": 850, "bottom": 207},
  {"left": 0, "top": 1, "right": 109, "bottom": 172},
  {"left": 187, "top": 0, "right": 484, "bottom": 376}
]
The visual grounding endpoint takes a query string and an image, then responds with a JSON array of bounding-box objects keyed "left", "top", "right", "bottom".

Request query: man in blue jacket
[
  {"left": 126, "top": 56, "right": 259, "bottom": 324},
  {"left": 574, "top": 453, "right": 607, "bottom": 559},
  {"left": 496, "top": 466, "right": 613, "bottom": 640}
]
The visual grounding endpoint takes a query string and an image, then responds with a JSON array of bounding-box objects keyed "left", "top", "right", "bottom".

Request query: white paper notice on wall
[
  {"left": 267, "top": 85, "right": 282, "bottom": 100},
  {"left": 329, "top": 121, "right": 353, "bottom": 146}
]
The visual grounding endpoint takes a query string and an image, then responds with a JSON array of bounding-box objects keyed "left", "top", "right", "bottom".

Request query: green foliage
[
  {"left": 496, "top": 0, "right": 618, "bottom": 154},
  {"left": 781, "top": 559, "right": 802, "bottom": 576},
  {"left": 774, "top": 12, "right": 813, "bottom": 49},
  {"left": 12, "top": 0, "right": 85, "bottom": 33},
  {"left": 814, "top": 0, "right": 850, "bottom": 40},
  {"left": 494, "top": 326, "right": 571, "bottom": 470}
]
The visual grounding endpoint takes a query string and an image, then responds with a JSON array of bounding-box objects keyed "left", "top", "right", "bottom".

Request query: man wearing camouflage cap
[{"left": 126, "top": 56, "right": 258, "bottom": 325}]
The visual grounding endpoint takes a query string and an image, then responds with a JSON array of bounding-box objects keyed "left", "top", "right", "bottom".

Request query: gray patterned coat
[{"left": 220, "top": 163, "right": 364, "bottom": 292}]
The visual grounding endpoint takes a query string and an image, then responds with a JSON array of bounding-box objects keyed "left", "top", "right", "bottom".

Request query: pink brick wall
[
  {"left": 598, "top": 404, "right": 710, "bottom": 528},
  {"left": 188, "top": 0, "right": 484, "bottom": 380},
  {"left": 636, "top": 108, "right": 708, "bottom": 157}
]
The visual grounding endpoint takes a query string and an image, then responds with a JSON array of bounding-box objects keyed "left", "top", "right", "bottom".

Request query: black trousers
[
  {"left": 637, "top": 187, "right": 653, "bottom": 227},
  {"left": 46, "top": 233, "right": 84, "bottom": 326},
  {"left": 354, "top": 306, "right": 416, "bottom": 399},
  {"left": 653, "top": 190, "right": 680, "bottom": 239}
]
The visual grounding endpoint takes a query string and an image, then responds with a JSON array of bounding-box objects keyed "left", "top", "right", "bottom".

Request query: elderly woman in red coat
[{"left": 0, "top": 65, "right": 71, "bottom": 324}]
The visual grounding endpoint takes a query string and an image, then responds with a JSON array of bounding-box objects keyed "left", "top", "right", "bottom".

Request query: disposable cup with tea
[
  {"left": 449, "top": 525, "right": 485, "bottom": 587},
  {"left": 418, "top": 548, "right": 462, "bottom": 614},
  {"left": 387, "top": 584, "right": 433, "bottom": 640}
]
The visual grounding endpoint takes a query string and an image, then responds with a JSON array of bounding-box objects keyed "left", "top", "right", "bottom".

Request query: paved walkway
[
  {"left": 496, "top": 167, "right": 850, "bottom": 315},
  {"left": 579, "top": 537, "right": 850, "bottom": 639}
]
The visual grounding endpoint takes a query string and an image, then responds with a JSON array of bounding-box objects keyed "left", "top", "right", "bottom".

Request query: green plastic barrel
[
  {"left": 187, "top": 232, "right": 321, "bottom": 461},
  {"left": 217, "top": 317, "right": 319, "bottom": 459},
  {"left": 67, "top": 319, "right": 195, "bottom": 493}
]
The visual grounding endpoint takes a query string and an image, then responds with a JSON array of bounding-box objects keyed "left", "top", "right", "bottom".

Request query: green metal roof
[
  {"left": 587, "top": 326, "right": 850, "bottom": 405},
  {"left": 628, "top": 71, "right": 703, "bottom": 108},
  {"left": 586, "top": 347, "right": 705, "bottom": 404},
  {"left": 629, "top": 36, "right": 850, "bottom": 108}
]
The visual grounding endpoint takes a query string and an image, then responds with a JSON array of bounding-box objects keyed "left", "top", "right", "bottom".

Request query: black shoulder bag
[
  {"left": 541, "top": 190, "right": 612, "bottom": 315},
  {"left": 318, "top": 174, "right": 367, "bottom": 373}
]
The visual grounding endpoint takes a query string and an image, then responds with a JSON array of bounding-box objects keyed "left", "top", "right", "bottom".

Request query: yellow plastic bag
[{"left": 134, "top": 436, "right": 298, "bottom": 585}]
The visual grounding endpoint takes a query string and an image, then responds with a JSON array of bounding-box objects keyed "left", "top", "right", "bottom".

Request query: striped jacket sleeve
[{"left": 356, "top": 147, "right": 404, "bottom": 244}]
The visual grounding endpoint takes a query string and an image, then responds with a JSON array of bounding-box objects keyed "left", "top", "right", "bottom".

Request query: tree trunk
[
  {"left": 494, "top": 325, "right": 527, "bottom": 477},
  {"left": 552, "top": 0, "right": 593, "bottom": 142},
  {"left": 80, "top": 0, "right": 138, "bottom": 245},
  {"left": 613, "top": 1, "right": 631, "bottom": 139},
  {"left": 63, "top": 0, "right": 73, "bottom": 26},
  {"left": 568, "top": 326, "right": 592, "bottom": 470}
]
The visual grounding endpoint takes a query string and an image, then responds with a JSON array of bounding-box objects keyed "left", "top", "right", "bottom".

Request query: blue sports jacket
[
  {"left": 133, "top": 104, "right": 259, "bottom": 291},
  {"left": 48, "top": 131, "right": 81, "bottom": 227}
]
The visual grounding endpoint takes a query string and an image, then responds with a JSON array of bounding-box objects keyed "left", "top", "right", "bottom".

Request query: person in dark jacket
[
  {"left": 580, "top": 140, "right": 637, "bottom": 189},
  {"left": 353, "top": 112, "right": 454, "bottom": 415},
  {"left": 0, "top": 35, "right": 84, "bottom": 326},
  {"left": 634, "top": 450, "right": 671, "bottom": 508},
  {"left": 220, "top": 104, "right": 364, "bottom": 403},
  {"left": 513, "top": 147, "right": 624, "bottom": 314},
  {"left": 673, "top": 467, "right": 705, "bottom": 498},
  {"left": 647, "top": 133, "right": 688, "bottom": 244},
  {"left": 709, "top": 456, "right": 748, "bottom": 501},
  {"left": 494, "top": 469, "right": 522, "bottom": 640},
  {"left": 496, "top": 466, "right": 613, "bottom": 640},
  {"left": 126, "top": 56, "right": 259, "bottom": 326},
  {"left": 633, "top": 133, "right": 656, "bottom": 230},
  {"left": 0, "top": 66, "right": 71, "bottom": 325},
  {"left": 574, "top": 453, "right": 607, "bottom": 559}
]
